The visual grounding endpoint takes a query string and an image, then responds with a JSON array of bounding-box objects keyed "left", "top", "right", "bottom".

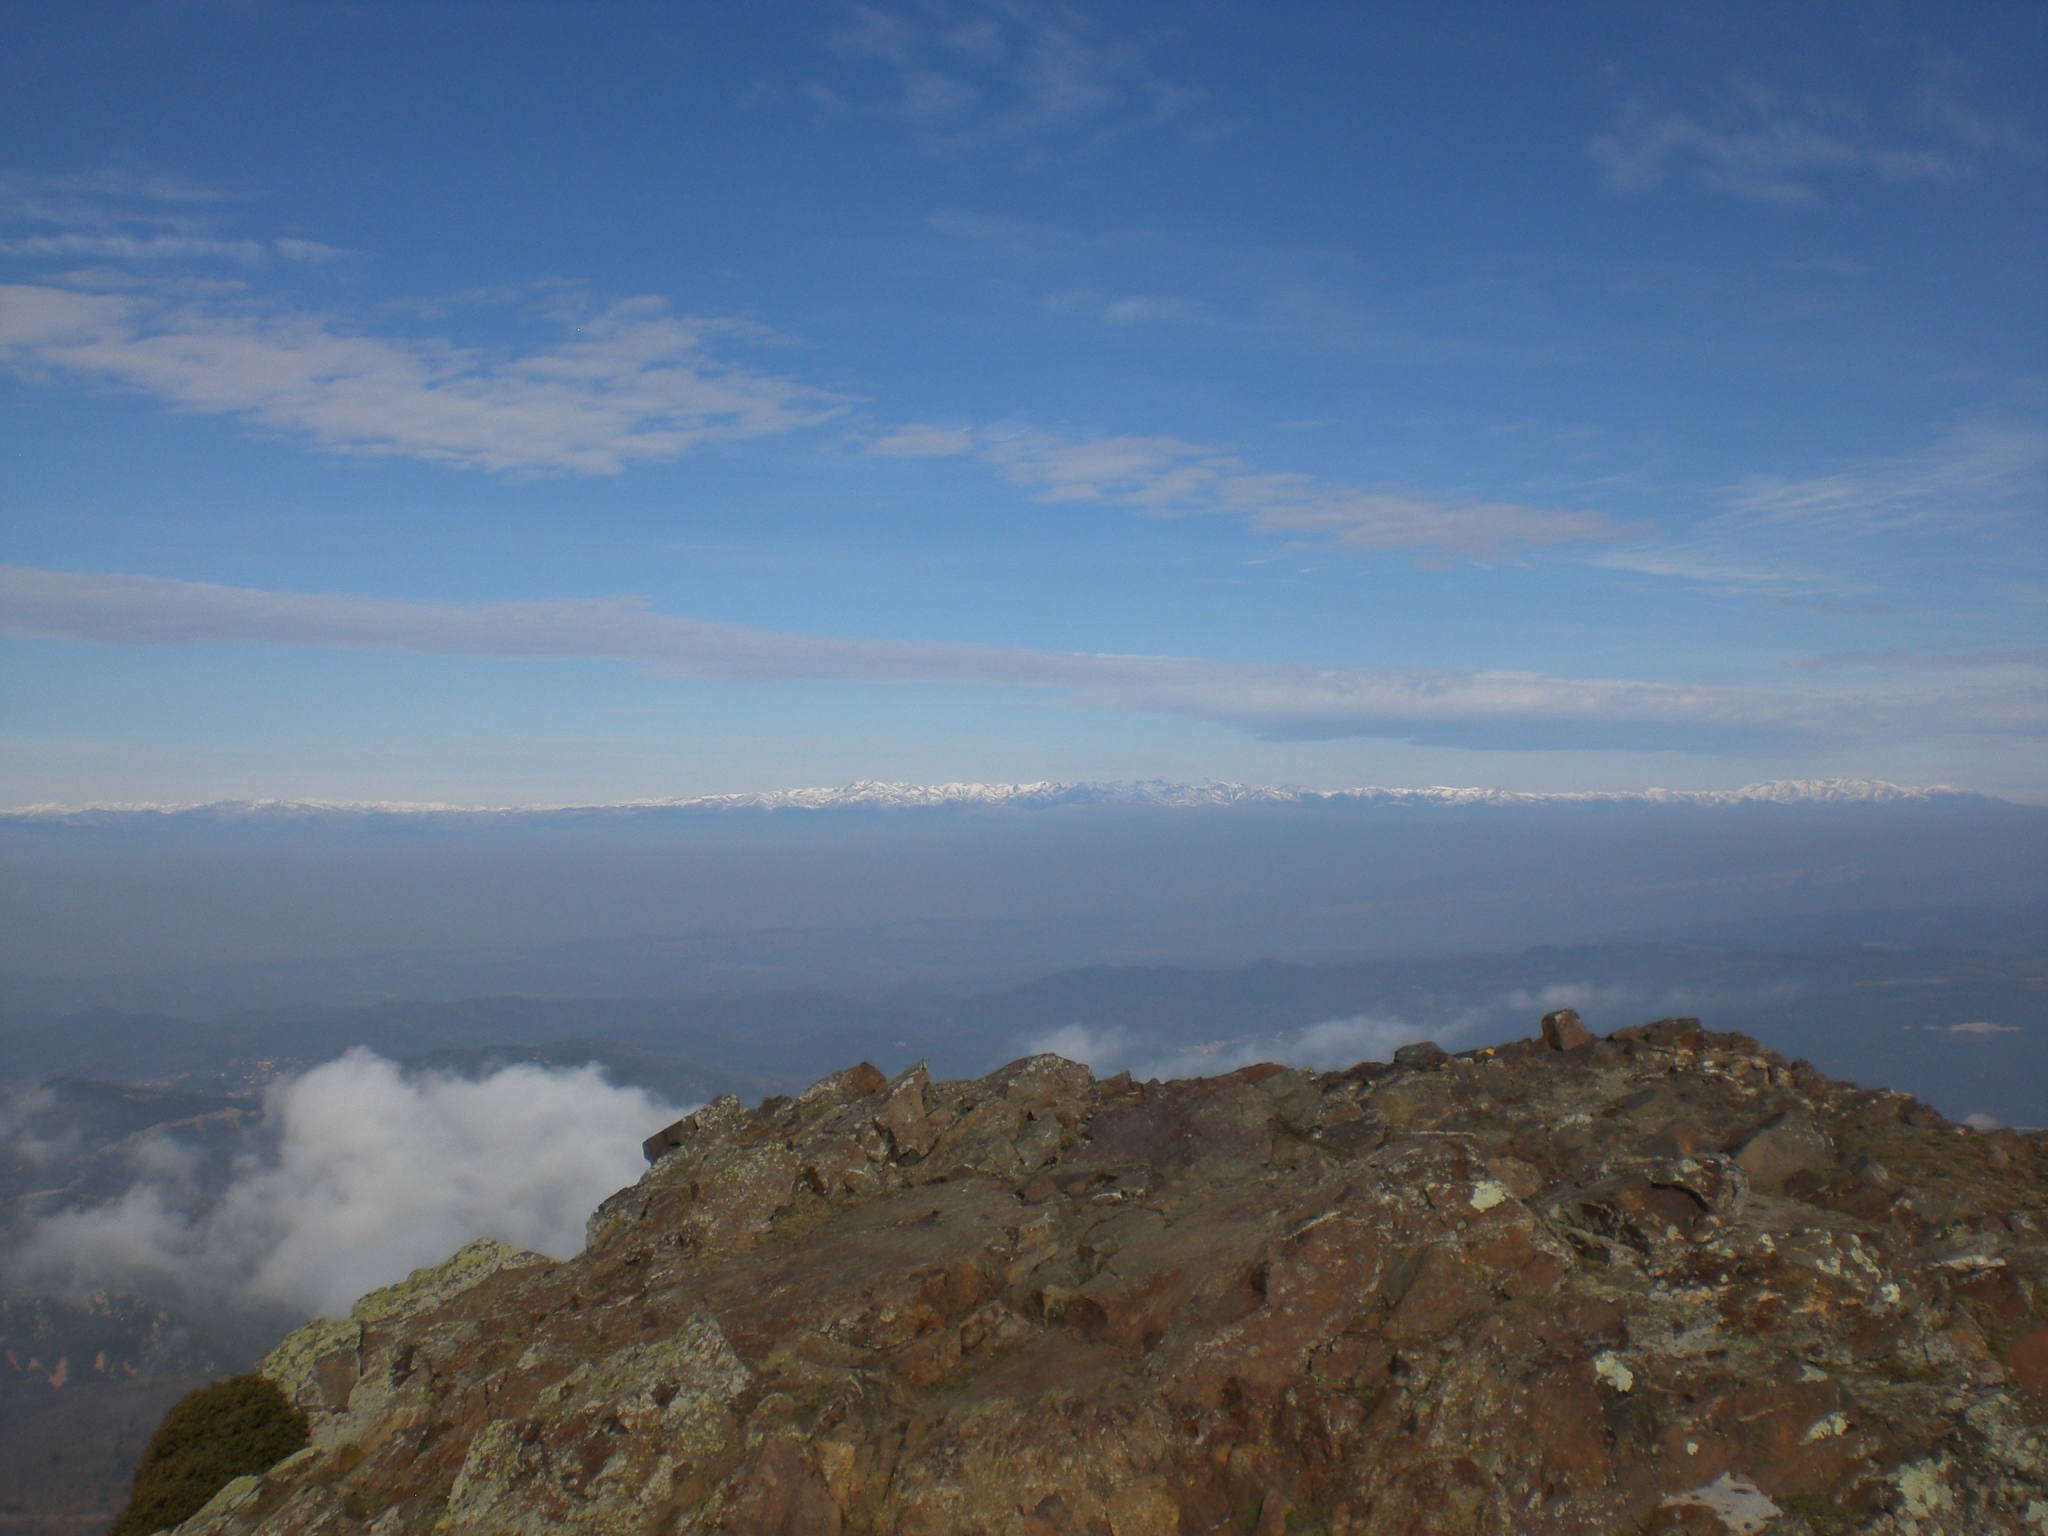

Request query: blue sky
[{"left": 1, "top": 0, "right": 2043, "bottom": 804}]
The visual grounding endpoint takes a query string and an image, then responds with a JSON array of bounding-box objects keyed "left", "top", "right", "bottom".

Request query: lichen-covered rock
[
  {"left": 259, "top": 1237, "right": 554, "bottom": 1452},
  {"left": 164, "top": 1021, "right": 2047, "bottom": 1535}
]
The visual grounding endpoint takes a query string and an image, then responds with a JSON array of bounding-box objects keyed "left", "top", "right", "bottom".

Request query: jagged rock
[
  {"left": 161, "top": 1022, "right": 2047, "bottom": 1536},
  {"left": 1392, "top": 1041, "right": 1448, "bottom": 1069},
  {"left": 1541, "top": 1007, "right": 1595, "bottom": 1051},
  {"left": 1734, "top": 1110, "right": 1837, "bottom": 1191},
  {"left": 260, "top": 1237, "right": 554, "bottom": 1447}
]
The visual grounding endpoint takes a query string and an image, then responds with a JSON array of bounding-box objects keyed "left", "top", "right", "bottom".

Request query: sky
[{"left": 0, "top": 0, "right": 2043, "bottom": 806}]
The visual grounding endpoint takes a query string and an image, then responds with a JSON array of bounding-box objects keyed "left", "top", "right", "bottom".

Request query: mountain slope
[{"left": 166, "top": 1017, "right": 2046, "bottom": 1535}]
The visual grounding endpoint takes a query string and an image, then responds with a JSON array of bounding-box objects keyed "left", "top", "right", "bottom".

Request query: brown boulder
[
  {"left": 1541, "top": 1007, "right": 1595, "bottom": 1050},
  {"left": 1732, "top": 1110, "right": 1836, "bottom": 1189}
]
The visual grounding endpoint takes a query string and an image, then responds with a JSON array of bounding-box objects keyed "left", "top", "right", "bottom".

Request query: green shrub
[{"left": 109, "top": 1374, "right": 308, "bottom": 1536}]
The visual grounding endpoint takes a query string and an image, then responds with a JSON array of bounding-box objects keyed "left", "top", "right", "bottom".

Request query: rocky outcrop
[{"left": 165, "top": 1019, "right": 2046, "bottom": 1535}]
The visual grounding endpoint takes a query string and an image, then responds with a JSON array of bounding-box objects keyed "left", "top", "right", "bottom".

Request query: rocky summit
[{"left": 162, "top": 1014, "right": 2045, "bottom": 1535}]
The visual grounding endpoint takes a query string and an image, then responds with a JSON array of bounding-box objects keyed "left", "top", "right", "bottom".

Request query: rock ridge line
[{"left": 173, "top": 1013, "right": 2045, "bottom": 1534}]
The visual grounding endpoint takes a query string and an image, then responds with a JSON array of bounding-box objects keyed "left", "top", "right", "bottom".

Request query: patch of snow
[{"left": 2, "top": 777, "right": 1983, "bottom": 820}]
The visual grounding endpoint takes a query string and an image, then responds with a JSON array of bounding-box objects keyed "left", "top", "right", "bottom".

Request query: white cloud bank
[
  {"left": 11, "top": 1051, "right": 682, "bottom": 1318},
  {"left": 0, "top": 281, "right": 842, "bottom": 474},
  {"left": 6, "top": 563, "right": 2042, "bottom": 752}
]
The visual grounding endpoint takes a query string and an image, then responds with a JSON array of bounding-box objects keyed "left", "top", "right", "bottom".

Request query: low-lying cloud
[
  {"left": 1028, "top": 1016, "right": 1479, "bottom": 1082},
  {"left": 10, "top": 563, "right": 2037, "bottom": 753},
  {"left": 9, "top": 1051, "right": 683, "bottom": 1318},
  {"left": 1025, "top": 980, "right": 1707, "bottom": 1082}
]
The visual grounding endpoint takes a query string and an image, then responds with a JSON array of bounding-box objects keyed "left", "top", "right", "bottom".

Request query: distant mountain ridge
[{"left": 1, "top": 776, "right": 1984, "bottom": 821}]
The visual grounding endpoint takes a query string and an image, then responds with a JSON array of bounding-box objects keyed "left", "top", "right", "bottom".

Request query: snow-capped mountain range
[{"left": 3, "top": 778, "right": 1985, "bottom": 821}]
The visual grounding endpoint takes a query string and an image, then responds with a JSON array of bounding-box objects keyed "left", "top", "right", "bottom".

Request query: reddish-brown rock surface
[{"left": 170, "top": 1019, "right": 2046, "bottom": 1534}]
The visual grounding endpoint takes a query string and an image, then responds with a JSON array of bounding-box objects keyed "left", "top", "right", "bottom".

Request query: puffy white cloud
[{"left": 12, "top": 1051, "right": 684, "bottom": 1318}]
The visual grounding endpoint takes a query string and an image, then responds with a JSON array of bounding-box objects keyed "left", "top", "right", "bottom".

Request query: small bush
[{"left": 109, "top": 1374, "right": 308, "bottom": 1536}]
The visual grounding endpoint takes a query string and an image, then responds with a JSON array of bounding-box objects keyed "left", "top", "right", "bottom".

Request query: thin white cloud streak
[
  {"left": 10, "top": 1051, "right": 682, "bottom": 1317},
  {"left": 0, "top": 167, "right": 237, "bottom": 215},
  {"left": 0, "top": 168, "right": 354, "bottom": 266},
  {"left": 1591, "top": 68, "right": 2038, "bottom": 204},
  {"left": 0, "top": 282, "right": 844, "bottom": 474},
  {"left": 0, "top": 233, "right": 268, "bottom": 262},
  {"left": 1100, "top": 294, "right": 1213, "bottom": 325},
  {"left": 1787, "top": 646, "right": 2048, "bottom": 673},
  {"left": 870, "top": 422, "right": 1614, "bottom": 558},
  {"left": 0, "top": 167, "right": 242, "bottom": 252},
  {"left": 1593, "top": 425, "right": 2046, "bottom": 596},
  {"left": 1722, "top": 425, "right": 2046, "bottom": 538},
  {"left": 6, "top": 564, "right": 2042, "bottom": 751}
]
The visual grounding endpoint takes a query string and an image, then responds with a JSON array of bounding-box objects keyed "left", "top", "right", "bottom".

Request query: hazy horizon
[{"left": 7, "top": 784, "right": 2043, "bottom": 1002}]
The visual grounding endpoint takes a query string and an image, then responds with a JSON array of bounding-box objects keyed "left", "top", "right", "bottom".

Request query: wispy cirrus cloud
[
  {"left": 1722, "top": 424, "right": 2046, "bottom": 537},
  {"left": 1592, "top": 67, "right": 2038, "bottom": 204},
  {"left": 0, "top": 166, "right": 358, "bottom": 267},
  {"left": 870, "top": 421, "right": 1615, "bottom": 558},
  {"left": 0, "top": 166, "right": 258, "bottom": 258},
  {"left": 1097, "top": 294, "right": 1213, "bottom": 326},
  {"left": 811, "top": 0, "right": 1197, "bottom": 154},
  {"left": 0, "top": 280, "right": 845, "bottom": 474},
  {"left": 0, "top": 166, "right": 240, "bottom": 228},
  {"left": 0, "top": 167, "right": 841, "bottom": 473},
  {"left": 6, "top": 564, "right": 2041, "bottom": 752},
  {"left": 0, "top": 232, "right": 270, "bottom": 262},
  {"left": 1595, "top": 424, "right": 2046, "bottom": 595}
]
